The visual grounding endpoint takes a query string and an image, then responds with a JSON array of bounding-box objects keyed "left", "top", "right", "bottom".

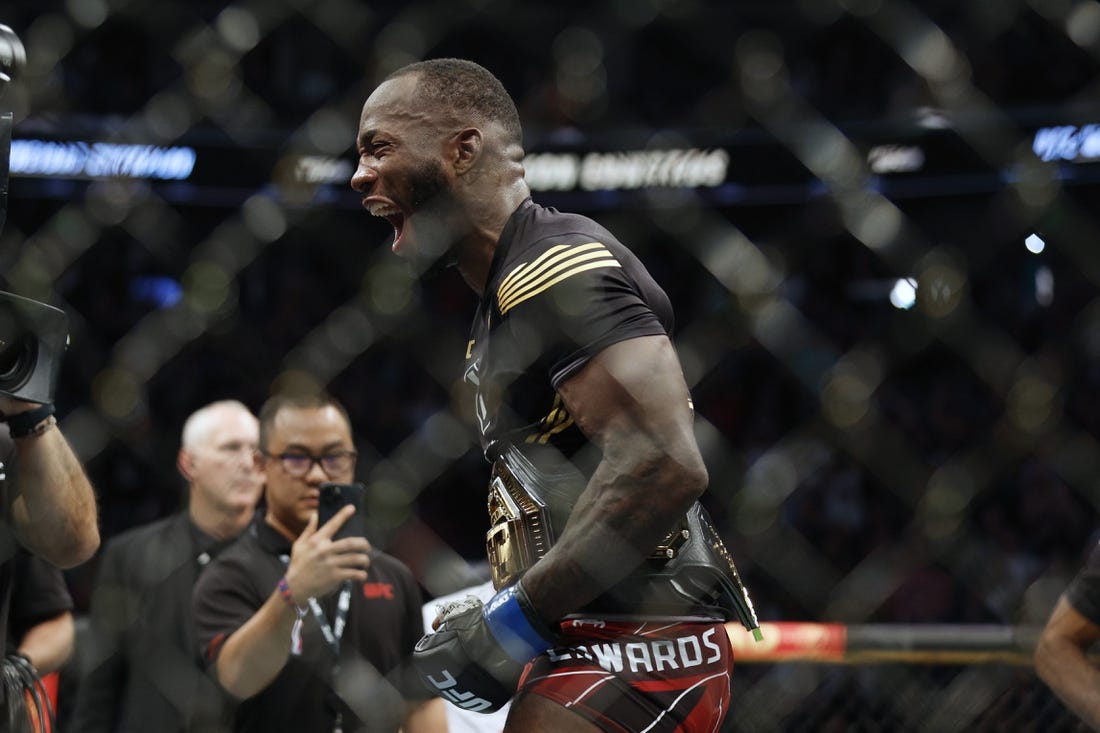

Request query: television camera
[{"left": 0, "top": 24, "right": 68, "bottom": 405}]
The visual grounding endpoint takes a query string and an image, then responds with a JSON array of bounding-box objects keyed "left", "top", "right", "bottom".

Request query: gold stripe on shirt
[
  {"left": 524, "top": 396, "right": 576, "bottom": 444},
  {"left": 498, "top": 244, "right": 621, "bottom": 315}
]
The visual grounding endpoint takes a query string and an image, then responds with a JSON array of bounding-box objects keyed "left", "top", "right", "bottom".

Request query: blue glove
[{"left": 413, "top": 581, "right": 556, "bottom": 713}]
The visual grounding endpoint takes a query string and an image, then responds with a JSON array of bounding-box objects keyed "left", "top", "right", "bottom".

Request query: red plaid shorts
[{"left": 516, "top": 618, "right": 734, "bottom": 733}]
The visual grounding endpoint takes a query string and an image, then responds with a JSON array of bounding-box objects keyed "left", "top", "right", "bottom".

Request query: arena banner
[{"left": 7, "top": 119, "right": 1100, "bottom": 207}]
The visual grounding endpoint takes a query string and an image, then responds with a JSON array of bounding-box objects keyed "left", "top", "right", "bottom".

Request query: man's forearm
[
  {"left": 540, "top": 334, "right": 711, "bottom": 623},
  {"left": 11, "top": 428, "right": 99, "bottom": 567},
  {"left": 1037, "top": 637, "right": 1100, "bottom": 729},
  {"left": 214, "top": 593, "right": 300, "bottom": 699},
  {"left": 521, "top": 456, "right": 702, "bottom": 622},
  {"left": 17, "top": 612, "right": 74, "bottom": 674}
]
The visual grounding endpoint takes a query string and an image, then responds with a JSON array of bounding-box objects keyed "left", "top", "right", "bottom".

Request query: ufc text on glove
[{"left": 413, "top": 582, "right": 555, "bottom": 713}]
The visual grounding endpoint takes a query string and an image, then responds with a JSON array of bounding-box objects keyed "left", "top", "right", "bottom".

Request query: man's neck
[
  {"left": 189, "top": 501, "right": 253, "bottom": 542},
  {"left": 455, "top": 184, "right": 529, "bottom": 295},
  {"left": 263, "top": 510, "right": 300, "bottom": 543}
]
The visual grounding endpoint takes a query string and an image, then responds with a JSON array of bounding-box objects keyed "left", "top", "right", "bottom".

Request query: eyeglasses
[{"left": 262, "top": 449, "right": 358, "bottom": 478}]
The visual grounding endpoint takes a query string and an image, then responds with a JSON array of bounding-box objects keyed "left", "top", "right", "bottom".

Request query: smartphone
[{"left": 317, "top": 482, "right": 367, "bottom": 540}]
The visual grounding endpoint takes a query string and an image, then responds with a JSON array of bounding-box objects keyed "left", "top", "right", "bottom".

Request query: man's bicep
[
  {"left": 193, "top": 567, "right": 258, "bottom": 665},
  {"left": 557, "top": 334, "right": 698, "bottom": 452}
]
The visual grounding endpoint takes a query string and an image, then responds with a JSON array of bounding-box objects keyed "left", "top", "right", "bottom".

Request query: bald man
[
  {"left": 73, "top": 400, "right": 263, "bottom": 733},
  {"left": 351, "top": 59, "right": 760, "bottom": 733}
]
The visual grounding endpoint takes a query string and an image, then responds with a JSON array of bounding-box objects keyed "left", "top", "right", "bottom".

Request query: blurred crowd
[
  {"left": 22, "top": 180, "right": 1094, "bottom": 646},
  {"left": 0, "top": 0, "right": 1096, "bottom": 647}
]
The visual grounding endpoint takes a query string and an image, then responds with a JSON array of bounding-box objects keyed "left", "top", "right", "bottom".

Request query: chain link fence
[
  {"left": 729, "top": 662, "right": 1088, "bottom": 732},
  {"left": 722, "top": 622, "right": 1088, "bottom": 731},
  {"left": 2, "top": 0, "right": 1100, "bottom": 727}
]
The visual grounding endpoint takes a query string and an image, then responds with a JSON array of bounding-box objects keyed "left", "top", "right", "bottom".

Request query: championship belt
[
  {"left": 486, "top": 445, "right": 689, "bottom": 590},
  {"left": 485, "top": 458, "right": 553, "bottom": 590},
  {"left": 484, "top": 445, "right": 761, "bottom": 641},
  {"left": 661, "top": 503, "right": 763, "bottom": 639}
]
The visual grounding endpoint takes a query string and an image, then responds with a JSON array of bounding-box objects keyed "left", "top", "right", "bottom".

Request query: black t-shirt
[
  {"left": 192, "top": 515, "right": 430, "bottom": 733},
  {"left": 1067, "top": 541, "right": 1100, "bottom": 624},
  {"left": 463, "top": 199, "right": 736, "bottom": 620},
  {"left": 466, "top": 197, "right": 673, "bottom": 462},
  {"left": 9, "top": 549, "right": 72, "bottom": 645}
]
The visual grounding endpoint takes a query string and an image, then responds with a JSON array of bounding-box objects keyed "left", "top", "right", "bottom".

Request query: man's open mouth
[{"left": 366, "top": 201, "right": 407, "bottom": 251}]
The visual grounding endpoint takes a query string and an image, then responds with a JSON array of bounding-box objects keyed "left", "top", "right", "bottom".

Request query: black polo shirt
[{"left": 192, "top": 514, "right": 430, "bottom": 733}]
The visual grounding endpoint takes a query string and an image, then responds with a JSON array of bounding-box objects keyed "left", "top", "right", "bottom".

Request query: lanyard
[
  {"left": 308, "top": 581, "right": 352, "bottom": 658},
  {"left": 279, "top": 557, "right": 351, "bottom": 733},
  {"left": 279, "top": 554, "right": 352, "bottom": 657},
  {"left": 311, "top": 584, "right": 351, "bottom": 733}
]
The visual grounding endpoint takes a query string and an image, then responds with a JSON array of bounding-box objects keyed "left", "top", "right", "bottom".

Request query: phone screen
[{"left": 317, "top": 482, "right": 367, "bottom": 539}]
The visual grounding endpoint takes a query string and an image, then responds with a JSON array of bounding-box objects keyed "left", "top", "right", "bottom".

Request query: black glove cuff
[{"left": 6, "top": 403, "right": 55, "bottom": 438}]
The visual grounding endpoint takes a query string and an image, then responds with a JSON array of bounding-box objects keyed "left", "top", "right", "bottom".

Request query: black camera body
[
  {"left": 0, "top": 292, "right": 68, "bottom": 405},
  {"left": 0, "top": 28, "right": 67, "bottom": 406}
]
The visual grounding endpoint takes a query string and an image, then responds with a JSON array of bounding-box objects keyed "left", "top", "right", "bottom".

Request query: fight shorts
[{"left": 516, "top": 618, "right": 734, "bottom": 733}]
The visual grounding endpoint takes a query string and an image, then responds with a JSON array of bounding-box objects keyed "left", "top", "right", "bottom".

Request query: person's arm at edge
[
  {"left": 211, "top": 510, "right": 369, "bottom": 699},
  {"left": 212, "top": 587, "right": 301, "bottom": 699},
  {"left": 1036, "top": 595, "right": 1100, "bottom": 729},
  {"left": 7, "top": 407, "right": 99, "bottom": 567},
  {"left": 522, "top": 334, "right": 708, "bottom": 622},
  {"left": 16, "top": 611, "right": 73, "bottom": 674}
]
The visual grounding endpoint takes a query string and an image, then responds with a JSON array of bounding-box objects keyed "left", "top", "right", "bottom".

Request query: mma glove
[{"left": 413, "top": 580, "right": 557, "bottom": 713}]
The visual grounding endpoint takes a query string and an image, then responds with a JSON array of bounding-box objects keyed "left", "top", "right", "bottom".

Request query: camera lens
[
  {"left": 0, "top": 24, "right": 26, "bottom": 87},
  {"left": 0, "top": 311, "right": 35, "bottom": 391}
]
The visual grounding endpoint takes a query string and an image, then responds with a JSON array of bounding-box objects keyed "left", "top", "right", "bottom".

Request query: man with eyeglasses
[
  {"left": 192, "top": 391, "right": 447, "bottom": 733},
  {"left": 73, "top": 399, "right": 263, "bottom": 733}
]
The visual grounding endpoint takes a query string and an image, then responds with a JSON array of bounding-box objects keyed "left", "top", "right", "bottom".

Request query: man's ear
[
  {"left": 177, "top": 449, "right": 195, "bottom": 482},
  {"left": 452, "top": 128, "right": 482, "bottom": 175}
]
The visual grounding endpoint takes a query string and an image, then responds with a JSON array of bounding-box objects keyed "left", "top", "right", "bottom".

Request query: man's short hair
[
  {"left": 387, "top": 58, "right": 523, "bottom": 145},
  {"left": 258, "top": 390, "right": 351, "bottom": 450},
  {"left": 181, "top": 399, "right": 254, "bottom": 451}
]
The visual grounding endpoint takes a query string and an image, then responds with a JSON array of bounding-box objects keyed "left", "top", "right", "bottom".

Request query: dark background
[{"left": 1, "top": 0, "right": 1099, "bottom": 637}]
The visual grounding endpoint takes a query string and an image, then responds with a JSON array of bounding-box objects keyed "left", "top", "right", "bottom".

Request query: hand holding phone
[
  {"left": 318, "top": 482, "right": 367, "bottom": 540},
  {"left": 285, "top": 482, "right": 371, "bottom": 600}
]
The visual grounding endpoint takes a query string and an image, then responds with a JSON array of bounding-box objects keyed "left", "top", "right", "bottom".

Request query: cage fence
[
  {"left": 728, "top": 661, "right": 1088, "bottom": 733},
  {"left": 721, "top": 621, "right": 1087, "bottom": 732},
  {"left": 1, "top": 0, "right": 1099, "bottom": 728}
]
